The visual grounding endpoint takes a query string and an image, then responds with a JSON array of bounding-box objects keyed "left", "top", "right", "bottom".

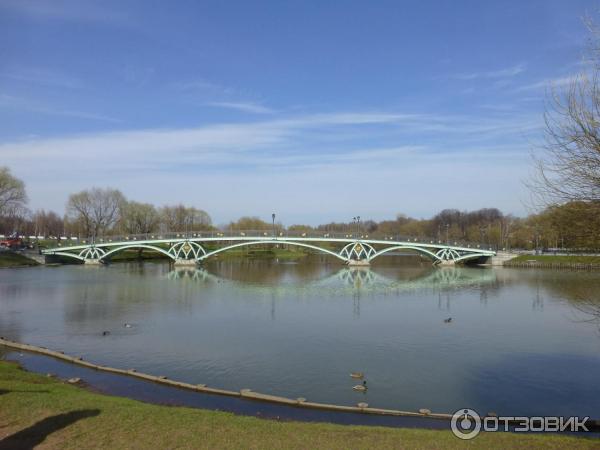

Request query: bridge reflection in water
[
  {"left": 167, "top": 266, "right": 498, "bottom": 293},
  {"left": 166, "top": 266, "right": 498, "bottom": 319}
]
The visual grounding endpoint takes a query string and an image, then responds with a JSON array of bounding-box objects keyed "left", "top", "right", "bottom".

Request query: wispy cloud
[
  {"left": 0, "top": 93, "right": 120, "bottom": 123},
  {"left": 169, "top": 79, "right": 235, "bottom": 96},
  {"left": 453, "top": 63, "right": 526, "bottom": 80},
  {"left": 0, "top": 0, "right": 129, "bottom": 25},
  {"left": 514, "top": 75, "right": 578, "bottom": 92},
  {"left": 0, "top": 110, "right": 536, "bottom": 220},
  {"left": 0, "top": 66, "right": 84, "bottom": 89},
  {"left": 206, "top": 101, "right": 275, "bottom": 114}
]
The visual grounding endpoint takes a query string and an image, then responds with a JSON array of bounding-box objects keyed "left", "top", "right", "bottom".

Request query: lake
[{"left": 1, "top": 256, "right": 599, "bottom": 417}]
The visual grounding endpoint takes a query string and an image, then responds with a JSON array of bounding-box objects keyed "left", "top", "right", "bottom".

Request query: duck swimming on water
[
  {"left": 353, "top": 380, "right": 368, "bottom": 391},
  {"left": 350, "top": 372, "right": 364, "bottom": 379},
  {"left": 444, "top": 317, "right": 452, "bottom": 323}
]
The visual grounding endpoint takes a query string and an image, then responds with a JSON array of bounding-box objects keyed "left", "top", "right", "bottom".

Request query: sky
[{"left": 0, "top": 0, "right": 596, "bottom": 226}]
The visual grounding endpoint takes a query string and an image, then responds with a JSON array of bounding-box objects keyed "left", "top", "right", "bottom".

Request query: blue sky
[{"left": 0, "top": 0, "right": 595, "bottom": 225}]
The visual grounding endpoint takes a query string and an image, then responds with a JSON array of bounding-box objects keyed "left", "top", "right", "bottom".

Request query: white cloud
[
  {"left": 0, "top": 93, "right": 120, "bottom": 123},
  {"left": 0, "top": 0, "right": 129, "bottom": 25},
  {"left": 453, "top": 63, "right": 526, "bottom": 80},
  {"left": 0, "top": 66, "right": 84, "bottom": 89},
  {"left": 514, "top": 75, "right": 578, "bottom": 92},
  {"left": 206, "top": 101, "right": 275, "bottom": 114},
  {"left": 0, "top": 110, "right": 537, "bottom": 221}
]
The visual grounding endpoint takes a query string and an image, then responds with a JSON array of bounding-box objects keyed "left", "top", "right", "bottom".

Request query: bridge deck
[{"left": 41, "top": 231, "right": 495, "bottom": 265}]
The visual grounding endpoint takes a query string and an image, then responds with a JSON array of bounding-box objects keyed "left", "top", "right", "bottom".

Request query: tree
[
  {"left": 31, "top": 210, "right": 64, "bottom": 237},
  {"left": 226, "top": 216, "right": 271, "bottom": 231},
  {"left": 66, "top": 188, "right": 125, "bottom": 238},
  {"left": 287, "top": 224, "right": 313, "bottom": 232},
  {"left": 120, "top": 201, "right": 160, "bottom": 235},
  {"left": 0, "top": 167, "right": 27, "bottom": 218},
  {"left": 531, "top": 21, "right": 600, "bottom": 204},
  {"left": 159, "top": 205, "right": 212, "bottom": 232}
]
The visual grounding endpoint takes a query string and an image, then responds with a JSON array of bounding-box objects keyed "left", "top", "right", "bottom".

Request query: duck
[
  {"left": 353, "top": 381, "right": 368, "bottom": 391},
  {"left": 350, "top": 372, "right": 364, "bottom": 379},
  {"left": 124, "top": 323, "right": 132, "bottom": 328},
  {"left": 101, "top": 331, "right": 110, "bottom": 336},
  {"left": 444, "top": 317, "right": 452, "bottom": 323}
]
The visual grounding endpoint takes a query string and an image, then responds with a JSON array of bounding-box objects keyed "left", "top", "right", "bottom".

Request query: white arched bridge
[{"left": 41, "top": 231, "right": 495, "bottom": 266}]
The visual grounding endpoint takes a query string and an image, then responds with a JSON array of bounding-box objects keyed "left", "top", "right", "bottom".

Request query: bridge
[{"left": 41, "top": 231, "right": 495, "bottom": 266}]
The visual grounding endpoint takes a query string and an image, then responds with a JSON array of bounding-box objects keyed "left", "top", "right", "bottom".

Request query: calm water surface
[{"left": 1, "top": 257, "right": 599, "bottom": 416}]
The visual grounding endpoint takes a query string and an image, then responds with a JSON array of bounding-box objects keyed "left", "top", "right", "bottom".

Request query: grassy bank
[
  {"left": 0, "top": 361, "right": 596, "bottom": 449},
  {"left": 504, "top": 255, "right": 600, "bottom": 269},
  {"left": 208, "top": 247, "right": 308, "bottom": 260},
  {"left": 0, "top": 252, "right": 39, "bottom": 268},
  {"left": 507, "top": 255, "right": 600, "bottom": 264}
]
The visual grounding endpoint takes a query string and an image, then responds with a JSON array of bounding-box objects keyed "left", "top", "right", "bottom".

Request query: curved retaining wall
[{"left": 0, "top": 337, "right": 451, "bottom": 420}]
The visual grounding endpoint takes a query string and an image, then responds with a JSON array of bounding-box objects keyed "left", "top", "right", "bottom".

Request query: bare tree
[
  {"left": 159, "top": 205, "right": 212, "bottom": 232},
  {"left": 531, "top": 21, "right": 600, "bottom": 205},
  {"left": 66, "top": 188, "right": 125, "bottom": 238},
  {"left": 32, "top": 209, "right": 64, "bottom": 237},
  {"left": 0, "top": 167, "right": 27, "bottom": 217}
]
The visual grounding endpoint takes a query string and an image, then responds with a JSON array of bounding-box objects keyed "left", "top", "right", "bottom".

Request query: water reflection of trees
[
  {"left": 499, "top": 269, "right": 600, "bottom": 332},
  {"left": 204, "top": 255, "right": 339, "bottom": 284},
  {"left": 61, "top": 263, "right": 200, "bottom": 328},
  {"left": 536, "top": 273, "right": 600, "bottom": 332}
]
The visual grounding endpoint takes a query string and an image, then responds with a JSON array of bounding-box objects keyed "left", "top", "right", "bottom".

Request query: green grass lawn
[
  {"left": 0, "top": 252, "right": 39, "bottom": 268},
  {"left": 0, "top": 361, "right": 596, "bottom": 449},
  {"left": 211, "top": 247, "right": 308, "bottom": 260},
  {"left": 507, "top": 254, "right": 600, "bottom": 264}
]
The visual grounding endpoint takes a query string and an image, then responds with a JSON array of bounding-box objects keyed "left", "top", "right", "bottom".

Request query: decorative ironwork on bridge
[{"left": 41, "top": 231, "right": 495, "bottom": 266}]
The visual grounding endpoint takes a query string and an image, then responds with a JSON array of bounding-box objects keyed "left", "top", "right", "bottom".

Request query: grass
[
  {"left": 507, "top": 255, "right": 600, "bottom": 264},
  {"left": 211, "top": 247, "right": 308, "bottom": 261},
  {"left": 0, "top": 361, "right": 596, "bottom": 449},
  {"left": 0, "top": 252, "right": 39, "bottom": 268}
]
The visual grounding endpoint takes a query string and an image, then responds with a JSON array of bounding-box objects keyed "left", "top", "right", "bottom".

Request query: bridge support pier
[
  {"left": 438, "top": 260, "right": 456, "bottom": 266},
  {"left": 84, "top": 259, "right": 102, "bottom": 265},
  {"left": 347, "top": 259, "right": 370, "bottom": 267},
  {"left": 173, "top": 258, "right": 198, "bottom": 267}
]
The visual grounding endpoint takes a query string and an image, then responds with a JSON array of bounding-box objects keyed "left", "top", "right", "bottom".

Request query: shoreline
[
  {"left": 2, "top": 338, "right": 599, "bottom": 434},
  {"left": 0, "top": 337, "right": 453, "bottom": 423},
  {"left": 1, "top": 355, "right": 598, "bottom": 448}
]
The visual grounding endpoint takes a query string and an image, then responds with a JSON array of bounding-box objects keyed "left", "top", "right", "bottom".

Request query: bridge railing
[{"left": 51, "top": 230, "right": 494, "bottom": 251}]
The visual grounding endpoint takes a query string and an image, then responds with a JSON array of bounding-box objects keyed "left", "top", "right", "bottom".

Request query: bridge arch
[
  {"left": 100, "top": 244, "right": 175, "bottom": 261},
  {"left": 198, "top": 240, "right": 349, "bottom": 262},
  {"left": 453, "top": 252, "right": 491, "bottom": 263},
  {"left": 369, "top": 245, "right": 443, "bottom": 263},
  {"left": 46, "top": 251, "right": 87, "bottom": 262}
]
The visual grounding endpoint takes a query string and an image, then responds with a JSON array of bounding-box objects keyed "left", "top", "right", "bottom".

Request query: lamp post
[
  {"left": 272, "top": 213, "right": 276, "bottom": 237},
  {"left": 445, "top": 223, "right": 449, "bottom": 245},
  {"left": 357, "top": 216, "right": 361, "bottom": 235}
]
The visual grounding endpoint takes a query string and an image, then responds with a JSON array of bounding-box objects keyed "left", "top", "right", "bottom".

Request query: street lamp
[
  {"left": 445, "top": 223, "right": 449, "bottom": 245},
  {"left": 272, "top": 213, "right": 276, "bottom": 237}
]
